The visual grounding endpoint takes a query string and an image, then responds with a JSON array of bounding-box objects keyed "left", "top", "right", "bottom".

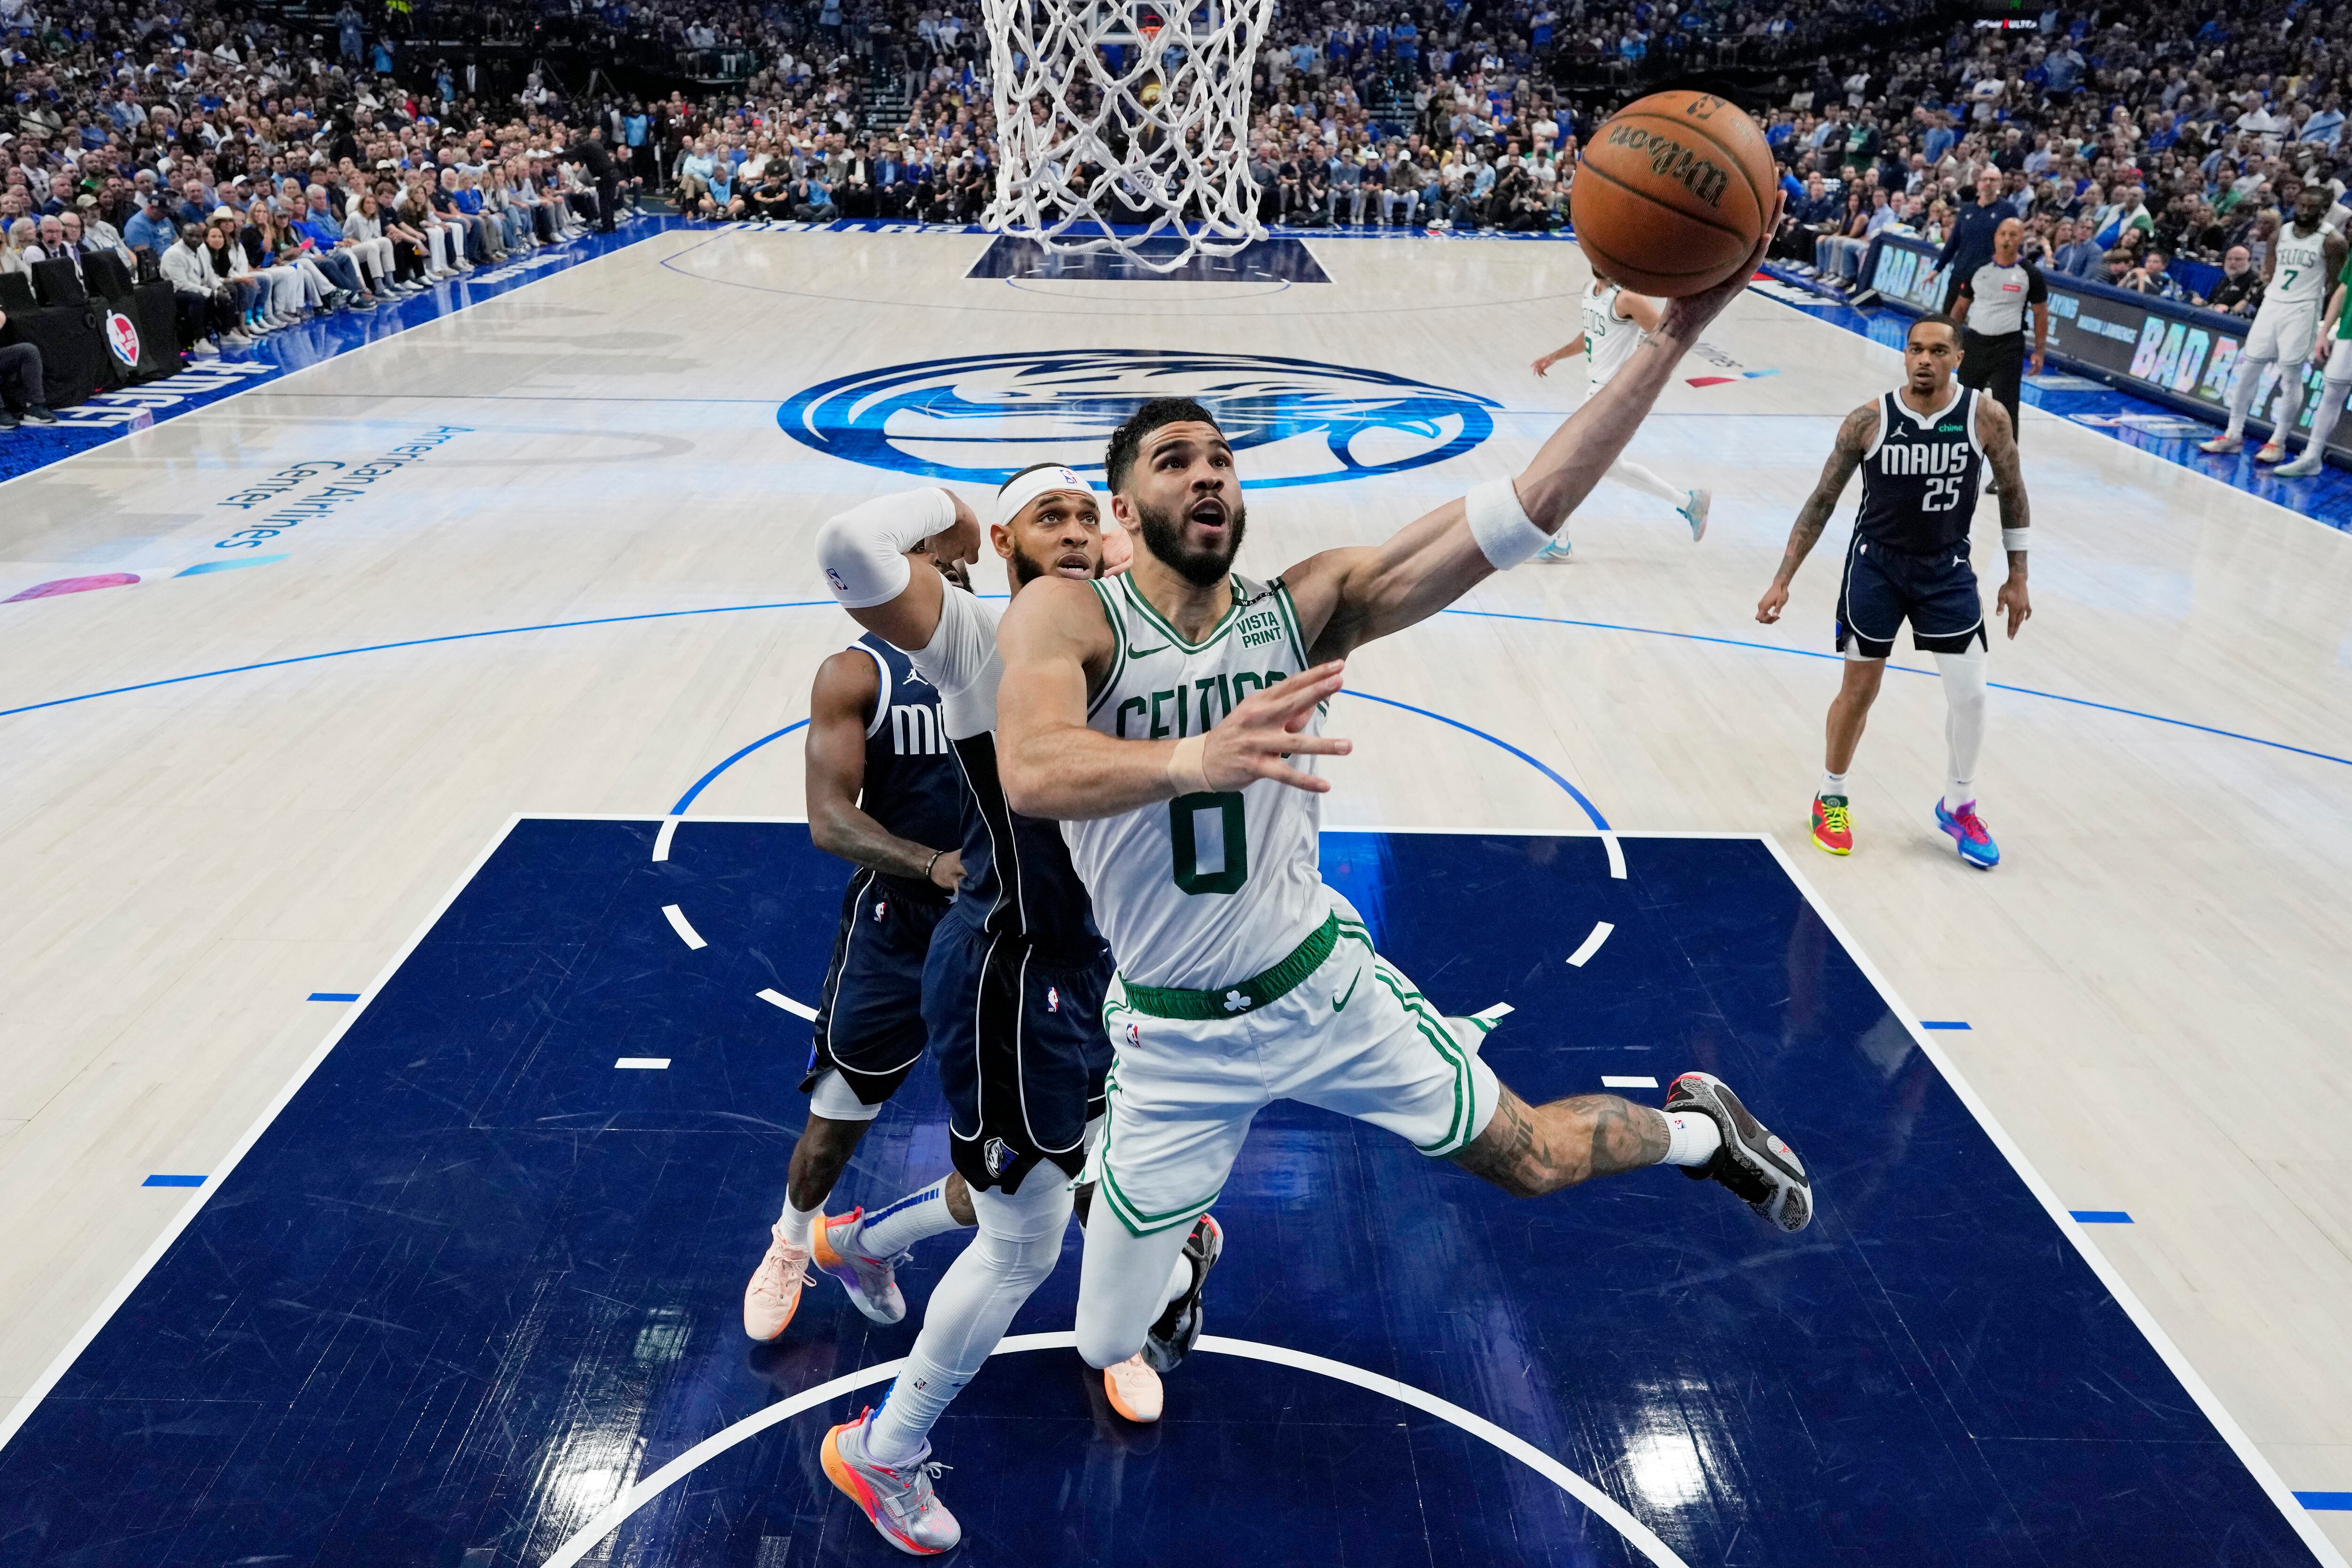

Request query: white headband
[{"left": 995, "top": 465, "right": 1097, "bottom": 530}]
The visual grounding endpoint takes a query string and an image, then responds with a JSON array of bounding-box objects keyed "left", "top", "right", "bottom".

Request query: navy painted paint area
[
  {"left": 0, "top": 821, "right": 2317, "bottom": 1567},
  {"left": 965, "top": 234, "right": 1332, "bottom": 282}
]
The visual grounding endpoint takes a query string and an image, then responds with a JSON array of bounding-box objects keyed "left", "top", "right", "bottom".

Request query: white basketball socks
[
  {"left": 1660, "top": 1109, "right": 1724, "bottom": 1167},
  {"left": 2305, "top": 381, "right": 2347, "bottom": 454},
  {"left": 1934, "top": 649, "right": 1988, "bottom": 811},
  {"left": 1820, "top": 768, "right": 1849, "bottom": 799},
  {"left": 2270, "top": 359, "right": 2308, "bottom": 445},
  {"left": 777, "top": 1194, "right": 824, "bottom": 1248},
  {"left": 2223, "top": 356, "right": 2267, "bottom": 440},
  {"left": 851, "top": 1178, "right": 971, "bottom": 1259}
]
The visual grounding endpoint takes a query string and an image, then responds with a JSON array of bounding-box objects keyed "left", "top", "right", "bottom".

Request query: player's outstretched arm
[
  {"left": 812, "top": 486, "right": 981, "bottom": 652},
  {"left": 1531, "top": 333, "right": 1585, "bottom": 376},
  {"left": 1975, "top": 396, "right": 2033, "bottom": 638},
  {"left": 1288, "top": 205, "right": 1782, "bottom": 662},
  {"left": 1756, "top": 399, "right": 1877, "bottom": 625},
  {"left": 995, "top": 578, "right": 1352, "bottom": 821},
  {"left": 805, "top": 650, "right": 962, "bottom": 889}
]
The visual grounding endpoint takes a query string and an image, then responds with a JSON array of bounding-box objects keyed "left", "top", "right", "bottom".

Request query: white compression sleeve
[
  {"left": 866, "top": 1175, "right": 1073, "bottom": 1462},
  {"left": 815, "top": 488, "right": 955, "bottom": 609},
  {"left": 1606, "top": 458, "right": 1685, "bottom": 505},
  {"left": 2224, "top": 356, "right": 2266, "bottom": 438},
  {"left": 1073, "top": 1206, "right": 1197, "bottom": 1370},
  {"left": 2271, "top": 358, "right": 2308, "bottom": 441},
  {"left": 2307, "top": 380, "right": 2349, "bottom": 452},
  {"left": 1934, "top": 648, "right": 1988, "bottom": 809}
]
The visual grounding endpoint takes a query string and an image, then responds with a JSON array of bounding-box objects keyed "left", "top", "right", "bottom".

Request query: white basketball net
[{"left": 981, "top": 0, "right": 1276, "bottom": 271}]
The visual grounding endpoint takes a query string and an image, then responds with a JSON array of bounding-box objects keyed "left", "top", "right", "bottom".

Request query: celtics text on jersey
[{"left": 1062, "top": 571, "right": 1331, "bottom": 991}]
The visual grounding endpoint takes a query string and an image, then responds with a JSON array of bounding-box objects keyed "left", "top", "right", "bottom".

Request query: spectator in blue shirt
[
  {"left": 124, "top": 191, "right": 176, "bottom": 255},
  {"left": 2050, "top": 217, "right": 2109, "bottom": 281}
]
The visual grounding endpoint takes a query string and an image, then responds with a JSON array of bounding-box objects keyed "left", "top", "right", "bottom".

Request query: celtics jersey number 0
[{"left": 1061, "top": 572, "right": 1332, "bottom": 991}]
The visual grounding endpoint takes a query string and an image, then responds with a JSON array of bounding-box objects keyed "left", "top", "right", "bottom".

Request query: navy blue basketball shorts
[
  {"left": 1835, "top": 536, "right": 1989, "bottom": 659},
  {"left": 923, "top": 913, "right": 1112, "bottom": 1196},
  {"left": 802, "top": 871, "right": 949, "bottom": 1105}
]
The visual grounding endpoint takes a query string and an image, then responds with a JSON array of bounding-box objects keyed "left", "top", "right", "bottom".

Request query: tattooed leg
[{"left": 1450, "top": 1085, "right": 1672, "bottom": 1199}]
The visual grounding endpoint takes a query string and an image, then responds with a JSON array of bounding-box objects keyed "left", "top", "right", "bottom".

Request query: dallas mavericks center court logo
[{"left": 777, "top": 349, "right": 1500, "bottom": 489}]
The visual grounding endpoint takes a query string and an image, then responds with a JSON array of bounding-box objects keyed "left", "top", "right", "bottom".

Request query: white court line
[
  {"left": 1601, "top": 832, "right": 1626, "bottom": 879},
  {"left": 534, "top": 1332, "right": 1693, "bottom": 1568},
  {"left": 614, "top": 1057, "right": 670, "bottom": 1070},
  {"left": 1601, "top": 1074, "right": 1659, "bottom": 1089},
  {"left": 651, "top": 817, "right": 680, "bottom": 862},
  {"left": 1566, "top": 920, "right": 1615, "bottom": 967},
  {"left": 0, "top": 813, "right": 529, "bottom": 1455},
  {"left": 1757, "top": 833, "right": 2350, "bottom": 1568},
  {"left": 757, "top": 988, "right": 819, "bottom": 1021},
  {"left": 661, "top": 904, "right": 707, "bottom": 950}
]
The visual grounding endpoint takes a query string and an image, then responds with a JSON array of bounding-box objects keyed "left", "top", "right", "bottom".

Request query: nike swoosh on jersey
[
  {"left": 1127, "top": 643, "right": 1168, "bottom": 658},
  {"left": 1333, "top": 970, "right": 1361, "bottom": 1011}
]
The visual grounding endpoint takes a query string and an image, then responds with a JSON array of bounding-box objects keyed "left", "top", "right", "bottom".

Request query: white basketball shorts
[
  {"left": 1092, "top": 898, "right": 1502, "bottom": 1237},
  {"left": 2246, "top": 301, "right": 2321, "bottom": 365}
]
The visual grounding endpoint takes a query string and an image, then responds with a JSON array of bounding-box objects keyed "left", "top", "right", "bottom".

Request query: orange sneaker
[
  {"left": 741, "top": 1222, "right": 813, "bottom": 1341},
  {"left": 1811, "top": 794, "right": 1853, "bottom": 856},
  {"left": 1102, "top": 1353, "right": 1164, "bottom": 1423}
]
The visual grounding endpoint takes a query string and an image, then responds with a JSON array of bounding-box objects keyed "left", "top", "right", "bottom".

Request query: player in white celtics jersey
[
  {"left": 1526, "top": 272, "right": 1713, "bottom": 558},
  {"left": 2202, "top": 185, "right": 2346, "bottom": 464},
  {"left": 992, "top": 214, "right": 1818, "bottom": 1382}
]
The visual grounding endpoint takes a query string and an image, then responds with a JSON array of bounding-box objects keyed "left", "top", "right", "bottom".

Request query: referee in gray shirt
[{"left": 1949, "top": 215, "right": 2051, "bottom": 447}]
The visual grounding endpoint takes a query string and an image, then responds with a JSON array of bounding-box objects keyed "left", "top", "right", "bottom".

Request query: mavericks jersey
[
  {"left": 1063, "top": 572, "right": 1327, "bottom": 990},
  {"left": 1855, "top": 386, "right": 1985, "bottom": 554},
  {"left": 849, "top": 633, "right": 962, "bottom": 903},
  {"left": 1583, "top": 280, "right": 1644, "bottom": 390},
  {"left": 2267, "top": 223, "right": 2331, "bottom": 312}
]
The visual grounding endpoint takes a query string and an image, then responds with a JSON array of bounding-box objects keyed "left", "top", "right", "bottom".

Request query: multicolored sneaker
[
  {"left": 1664, "top": 1071, "right": 1814, "bottom": 1233},
  {"left": 1532, "top": 536, "right": 1573, "bottom": 563},
  {"left": 1102, "top": 1353, "right": 1166, "bottom": 1423},
  {"left": 1142, "top": 1213, "right": 1223, "bottom": 1374},
  {"left": 812, "top": 1208, "right": 909, "bottom": 1325},
  {"left": 742, "top": 1222, "right": 814, "bottom": 1341},
  {"left": 2198, "top": 434, "right": 2244, "bottom": 455},
  {"left": 1811, "top": 794, "right": 1852, "bottom": 856},
  {"left": 1934, "top": 799, "right": 2000, "bottom": 869},
  {"left": 1678, "top": 487, "right": 1711, "bottom": 542},
  {"left": 821, "top": 1408, "right": 961, "bottom": 1555},
  {"left": 2254, "top": 441, "right": 2289, "bottom": 464}
]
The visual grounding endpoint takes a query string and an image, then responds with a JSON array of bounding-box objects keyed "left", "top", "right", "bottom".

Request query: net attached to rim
[{"left": 981, "top": 0, "right": 1277, "bottom": 272}]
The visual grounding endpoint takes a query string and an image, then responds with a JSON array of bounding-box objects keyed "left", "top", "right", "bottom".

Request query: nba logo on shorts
[
  {"left": 1046, "top": 986, "right": 1059, "bottom": 1013},
  {"left": 874, "top": 901, "right": 887, "bottom": 921},
  {"left": 103, "top": 312, "right": 141, "bottom": 367},
  {"left": 983, "top": 1137, "right": 1013, "bottom": 1177},
  {"left": 1126, "top": 1022, "right": 1141, "bottom": 1048}
]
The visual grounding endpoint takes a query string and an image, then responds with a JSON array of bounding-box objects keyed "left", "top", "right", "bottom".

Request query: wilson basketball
[{"left": 1571, "top": 91, "right": 1777, "bottom": 297}]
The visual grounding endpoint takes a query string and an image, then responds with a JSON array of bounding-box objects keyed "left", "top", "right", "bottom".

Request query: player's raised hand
[
  {"left": 1659, "top": 190, "right": 1785, "bottom": 344},
  {"left": 1198, "top": 661, "right": 1352, "bottom": 793},
  {"left": 924, "top": 491, "right": 983, "bottom": 567},
  {"left": 1996, "top": 575, "right": 2032, "bottom": 638},
  {"left": 1756, "top": 579, "right": 1790, "bottom": 625}
]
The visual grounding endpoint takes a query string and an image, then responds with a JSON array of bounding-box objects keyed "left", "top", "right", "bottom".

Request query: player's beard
[
  {"left": 1134, "top": 493, "right": 1248, "bottom": 588},
  {"left": 1005, "top": 536, "right": 1095, "bottom": 587}
]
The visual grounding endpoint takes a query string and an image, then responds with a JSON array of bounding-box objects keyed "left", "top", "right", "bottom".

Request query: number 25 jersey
[
  {"left": 1061, "top": 571, "right": 1328, "bottom": 991},
  {"left": 1856, "top": 386, "right": 1985, "bottom": 554}
]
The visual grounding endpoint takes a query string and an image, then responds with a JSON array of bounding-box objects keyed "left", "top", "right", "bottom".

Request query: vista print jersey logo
[{"left": 778, "top": 349, "right": 1500, "bottom": 490}]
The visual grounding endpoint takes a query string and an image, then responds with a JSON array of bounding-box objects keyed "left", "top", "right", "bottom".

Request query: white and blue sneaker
[
  {"left": 812, "top": 1209, "right": 910, "bottom": 1324},
  {"left": 1678, "top": 488, "right": 1711, "bottom": 541},
  {"left": 1532, "top": 537, "right": 1574, "bottom": 563}
]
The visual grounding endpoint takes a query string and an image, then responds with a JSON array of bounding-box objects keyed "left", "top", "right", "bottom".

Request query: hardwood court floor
[{"left": 0, "top": 225, "right": 2345, "bottom": 1562}]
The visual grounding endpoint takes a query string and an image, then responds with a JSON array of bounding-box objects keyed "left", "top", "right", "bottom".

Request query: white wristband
[
  {"left": 2001, "top": 528, "right": 2029, "bottom": 553},
  {"left": 815, "top": 488, "right": 955, "bottom": 608},
  {"left": 1465, "top": 477, "right": 1549, "bottom": 570}
]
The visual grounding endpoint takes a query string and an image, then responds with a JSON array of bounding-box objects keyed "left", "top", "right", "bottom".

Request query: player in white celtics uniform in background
[
  {"left": 2277, "top": 244, "right": 2352, "bottom": 476},
  {"left": 2201, "top": 185, "right": 2345, "bottom": 464},
  {"left": 993, "top": 217, "right": 1818, "bottom": 1380},
  {"left": 1526, "top": 272, "right": 1713, "bottom": 559}
]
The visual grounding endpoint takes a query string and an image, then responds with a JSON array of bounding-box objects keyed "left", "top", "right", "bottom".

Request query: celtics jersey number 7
[{"left": 1060, "top": 572, "right": 1334, "bottom": 991}]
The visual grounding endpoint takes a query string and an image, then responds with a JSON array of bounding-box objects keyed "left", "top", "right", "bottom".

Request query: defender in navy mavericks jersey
[
  {"left": 1757, "top": 316, "right": 2035, "bottom": 869},
  {"left": 745, "top": 588, "right": 983, "bottom": 1349},
  {"left": 802, "top": 472, "right": 1215, "bottom": 1555}
]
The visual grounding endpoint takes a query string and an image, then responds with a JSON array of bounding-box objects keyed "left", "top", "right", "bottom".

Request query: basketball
[{"left": 1571, "top": 91, "right": 1777, "bottom": 297}]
